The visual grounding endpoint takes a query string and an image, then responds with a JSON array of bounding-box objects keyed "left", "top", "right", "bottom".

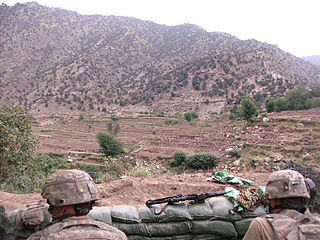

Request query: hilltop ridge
[{"left": 1, "top": 2, "right": 319, "bottom": 116}]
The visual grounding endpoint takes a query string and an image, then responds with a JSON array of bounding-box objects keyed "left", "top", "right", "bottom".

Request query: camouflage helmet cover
[
  {"left": 266, "top": 170, "right": 310, "bottom": 199},
  {"left": 42, "top": 169, "right": 99, "bottom": 206}
]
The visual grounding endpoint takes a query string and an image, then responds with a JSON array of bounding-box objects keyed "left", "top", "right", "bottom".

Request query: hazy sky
[{"left": 2, "top": 0, "right": 320, "bottom": 57}]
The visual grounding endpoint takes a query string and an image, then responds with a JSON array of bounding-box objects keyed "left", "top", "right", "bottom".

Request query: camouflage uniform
[
  {"left": 0, "top": 204, "right": 15, "bottom": 240},
  {"left": 8, "top": 201, "right": 51, "bottom": 239},
  {"left": 27, "top": 169, "right": 127, "bottom": 240},
  {"left": 27, "top": 216, "right": 127, "bottom": 240},
  {"left": 243, "top": 170, "right": 320, "bottom": 240}
]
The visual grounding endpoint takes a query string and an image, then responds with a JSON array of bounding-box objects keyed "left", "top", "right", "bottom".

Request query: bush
[
  {"left": 0, "top": 104, "right": 37, "bottom": 192},
  {"left": 171, "top": 151, "right": 187, "bottom": 167},
  {"left": 191, "top": 112, "right": 199, "bottom": 119},
  {"left": 230, "top": 150, "right": 241, "bottom": 159},
  {"left": 240, "top": 97, "right": 258, "bottom": 122},
  {"left": 184, "top": 112, "right": 192, "bottom": 122},
  {"left": 78, "top": 114, "right": 84, "bottom": 121},
  {"left": 97, "top": 133, "right": 123, "bottom": 157},
  {"left": 186, "top": 152, "right": 217, "bottom": 169},
  {"left": 184, "top": 112, "right": 199, "bottom": 122}
]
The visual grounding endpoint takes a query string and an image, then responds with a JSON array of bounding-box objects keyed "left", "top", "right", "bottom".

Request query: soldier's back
[{"left": 28, "top": 216, "right": 127, "bottom": 240}]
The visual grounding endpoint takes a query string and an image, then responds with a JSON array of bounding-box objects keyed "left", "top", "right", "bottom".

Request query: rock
[
  {"left": 296, "top": 122, "right": 304, "bottom": 128},
  {"left": 225, "top": 148, "right": 233, "bottom": 152},
  {"left": 265, "top": 156, "right": 271, "bottom": 162},
  {"left": 263, "top": 117, "right": 269, "bottom": 122},
  {"left": 274, "top": 154, "right": 284, "bottom": 162},
  {"left": 233, "top": 160, "right": 241, "bottom": 166},
  {"left": 303, "top": 153, "right": 310, "bottom": 159}
]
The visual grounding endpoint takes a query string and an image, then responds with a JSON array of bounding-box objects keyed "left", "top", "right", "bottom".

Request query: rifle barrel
[{"left": 146, "top": 191, "right": 225, "bottom": 207}]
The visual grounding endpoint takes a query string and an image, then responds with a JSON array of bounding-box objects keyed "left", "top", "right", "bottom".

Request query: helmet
[
  {"left": 42, "top": 169, "right": 99, "bottom": 206},
  {"left": 266, "top": 170, "right": 310, "bottom": 200}
]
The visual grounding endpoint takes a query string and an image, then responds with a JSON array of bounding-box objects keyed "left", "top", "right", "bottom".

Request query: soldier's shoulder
[
  {"left": 26, "top": 230, "right": 42, "bottom": 240},
  {"left": 43, "top": 217, "right": 128, "bottom": 240}
]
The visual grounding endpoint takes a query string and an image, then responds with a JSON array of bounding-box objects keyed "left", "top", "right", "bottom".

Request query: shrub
[
  {"left": 184, "top": 112, "right": 192, "bottom": 122},
  {"left": 0, "top": 104, "right": 37, "bottom": 192},
  {"left": 230, "top": 150, "right": 241, "bottom": 159},
  {"left": 191, "top": 112, "right": 199, "bottom": 119},
  {"left": 78, "top": 114, "right": 84, "bottom": 121},
  {"left": 97, "top": 133, "right": 123, "bottom": 157},
  {"left": 240, "top": 97, "right": 258, "bottom": 122},
  {"left": 184, "top": 112, "right": 199, "bottom": 122},
  {"left": 186, "top": 152, "right": 217, "bottom": 169},
  {"left": 132, "top": 168, "right": 151, "bottom": 177},
  {"left": 171, "top": 151, "right": 187, "bottom": 167}
]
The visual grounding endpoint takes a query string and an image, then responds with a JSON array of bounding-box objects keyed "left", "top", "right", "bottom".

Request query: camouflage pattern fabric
[
  {"left": 237, "top": 188, "right": 261, "bottom": 210},
  {"left": 284, "top": 161, "right": 320, "bottom": 213},
  {"left": 266, "top": 170, "right": 310, "bottom": 200},
  {"left": 264, "top": 209, "right": 320, "bottom": 240},
  {"left": 8, "top": 201, "right": 52, "bottom": 240},
  {"left": 27, "top": 216, "right": 127, "bottom": 240},
  {"left": 42, "top": 169, "right": 99, "bottom": 207},
  {"left": 0, "top": 204, "right": 15, "bottom": 240}
]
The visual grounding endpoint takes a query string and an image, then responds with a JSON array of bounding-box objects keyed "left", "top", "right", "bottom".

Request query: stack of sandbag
[{"left": 88, "top": 196, "right": 267, "bottom": 240}]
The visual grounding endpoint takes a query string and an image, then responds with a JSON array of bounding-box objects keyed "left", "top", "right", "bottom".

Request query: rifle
[{"left": 146, "top": 190, "right": 225, "bottom": 207}]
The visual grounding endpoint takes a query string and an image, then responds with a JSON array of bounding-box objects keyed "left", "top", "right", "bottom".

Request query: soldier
[
  {"left": 0, "top": 204, "right": 15, "bottom": 240},
  {"left": 27, "top": 169, "right": 127, "bottom": 240},
  {"left": 243, "top": 169, "right": 320, "bottom": 240}
]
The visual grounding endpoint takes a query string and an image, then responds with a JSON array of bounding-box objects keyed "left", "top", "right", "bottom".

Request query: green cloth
[{"left": 206, "top": 169, "right": 254, "bottom": 186}]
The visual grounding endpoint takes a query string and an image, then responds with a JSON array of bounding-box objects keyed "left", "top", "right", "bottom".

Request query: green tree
[
  {"left": 286, "top": 86, "right": 310, "bottom": 110},
  {"left": 184, "top": 112, "right": 192, "bottom": 122},
  {"left": 97, "top": 133, "right": 123, "bottom": 157},
  {"left": 240, "top": 97, "right": 258, "bottom": 122},
  {"left": 107, "top": 115, "right": 120, "bottom": 135},
  {"left": 0, "top": 104, "right": 36, "bottom": 191},
  {"left": 171, "top": 151, "right": 187, "bottom": 167}
]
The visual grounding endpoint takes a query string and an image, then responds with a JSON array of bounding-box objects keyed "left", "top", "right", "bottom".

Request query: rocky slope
[{"left": 1, "top": 2, "right": 320, "bottom": 116}]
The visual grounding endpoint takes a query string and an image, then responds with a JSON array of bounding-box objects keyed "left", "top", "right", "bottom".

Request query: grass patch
[
  {"left": 40, "top": 128, "right": 54, "bottom": 132},
  {"left": 88, "top": 156, "right": 105, "bottom": 162},
  {"left": 48, "top": 152, "right": 65, "bottom": 158},
  {"left": 132, "top": 168, "right": 151, "bottom": 177}
]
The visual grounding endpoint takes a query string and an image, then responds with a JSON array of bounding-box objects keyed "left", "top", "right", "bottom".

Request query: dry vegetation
[{"left": 2, "top": 108, "right": 319, "bottom": 212}]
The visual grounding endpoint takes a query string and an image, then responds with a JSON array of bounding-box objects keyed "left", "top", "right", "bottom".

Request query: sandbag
[
  {"left": 114, "top": 221, "right": 192, "bottom": 236},
  {"left": 207, "top": 197, "right": 242, "bottom": 221},
  {"left": 87, "top": 206, "right": 112, "bottom": 225},
  {"left": 240, "top": 205, "right": 267, "bottom": 218},
  {"left": 139, "top": 203, "right": 192, "bottom": 223},
  {"left": 233, "top": 218, "right": 254, "bottom": 236},
  {"left": 111, "top": 205, "right": 140, "bottom": 223},
  {"left": 187, "top": 202, "right": 214, "bottom": 220},
  {"left": 113, "top": 222, "right": 149, "bottom": 236},
  {"left": 147, "top": 221, "right": 192, "bottom": 236},
  {"left": 191, "top": 234, "right": 231, "bottom": 240},
  {"left": 191, "top": 220, "right": 237, "bottom": 238}
]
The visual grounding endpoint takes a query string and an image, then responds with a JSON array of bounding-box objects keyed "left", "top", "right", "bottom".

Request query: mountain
[
  {"left": 1, "top": 2, "right": 320, "bottom": 116},
  {"left": 302, "top": 55, "right": 320, "bottom": 66}
]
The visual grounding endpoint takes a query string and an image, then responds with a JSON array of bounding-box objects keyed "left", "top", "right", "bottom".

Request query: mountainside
[
  {"left": 302, "top": 55, "right": 320, "bottom": 66},
  {"left": 1, "top": 2, "right": 320, "bottom": 116}
]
